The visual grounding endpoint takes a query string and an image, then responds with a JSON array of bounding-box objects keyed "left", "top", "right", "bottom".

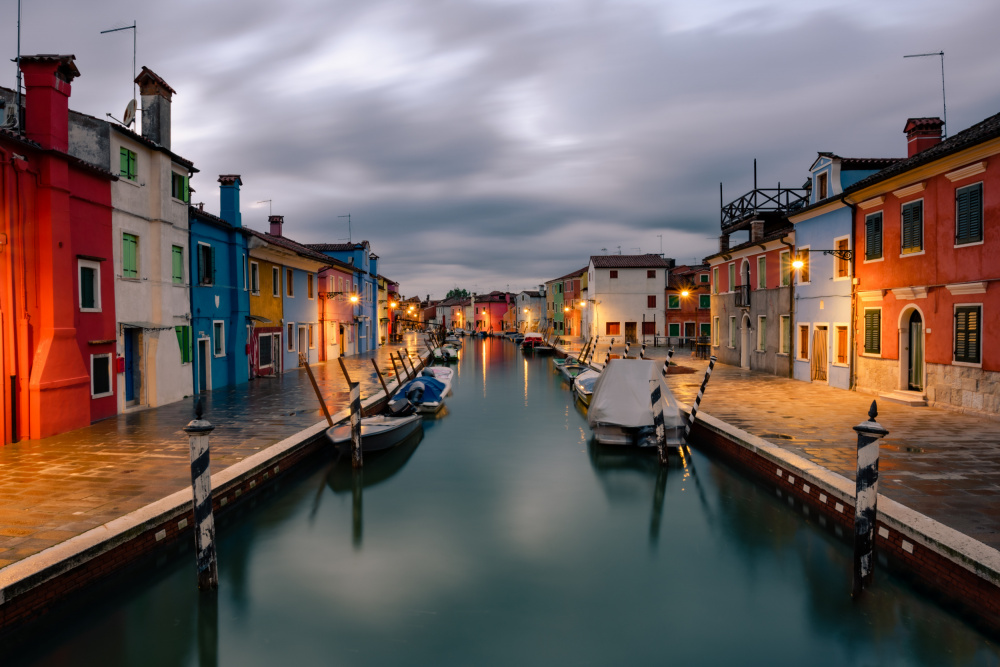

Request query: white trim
[
  {"left": 862, "top": 307, "right": 882, "bottom": 357},
  {"left": 893, "top": 182, "right": 926, "bottom": 199},
  {"left": 286, "top": 322, "right": 296, "bottom": 352},
  {"left": 712, "top": 316, "right": 720, "bottom": 347},
  {"left": 212, "top": 320, "right": 226, "bottom": 357},
  {"left": 756, "top": 254, "right": 767, "bottom": 290},
  {"left": 945, "top": 162, "right": 987, "bottom": 182},
  {"left": 832, "top": 323, "right": 850, "bottom": 367},
  {"left": 954, "top": 239, "right": 985, "bottom": 249},
  {"left": 795, "top": 245, "right": 811, "bottom": 285},
  {"left": 78, "top": 258, "right": 102, "bottom": 313},
  {"left": 796, "top": 323, "right": 810, "bottom": 361},
  {"left": 258, "top": 332, "right": 276, "bottom": 369},
  {"left": 898, "top": 250, "right": 926, "bottom": 258},
  {"left": 891, "top": 286, "right": 928, "bottom": 300},
  {"left": 779, "top": 250, "right": 791, "bottom": 287},
  {"left": 900, "top": 198, "right": 925, "bottom": 255},
  {"left": 832, "top": 235, "right": 851, "bottom": 282},
  {"left": 756, "top": 315, "right": 767, "bottom": 351},
  {"left": 250, "top": 260, "right": 260, "bottom": 295},
  {"left": 946, "top": 282, "right": 987, "bottom": 295},
  {"left": 90, "top": 353, "right": 114, "bottom": 399},
  {"left": 857, "top": 196, "right": 885, "bottom": 210},
  {"left": 779, "top": 314, "right": 791, "bottom": 356},
  {"left": 955, "top": 181, "right": 985, "bottom": 246},
  {"left": 272, "top": 267, "right": 280, "bottom": 298}
]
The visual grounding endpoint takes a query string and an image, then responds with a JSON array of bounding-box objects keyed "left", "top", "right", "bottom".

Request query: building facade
[
  {"left": 306, "top": 241, "right": 378, "bottom": 353},
  {"left": 664, "top": 264, "right": 712, "bottom": 344},
  {"left": 587, "top": 255, "right": 673, "bottom": 344}
]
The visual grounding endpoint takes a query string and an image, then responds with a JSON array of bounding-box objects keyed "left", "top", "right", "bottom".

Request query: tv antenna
[
  {"left": 5, "top": 0, "right": 23, "bottom": 130},
  {"left": 256, "top": 199, "right": 272, "bottom": 215},
  {"left": 339, "top": 214, "right": 352, "bottom": 243},
  {"left": 657, "top": 234, "right": 663, "bottom": 256},
  {"left": 101, "top": 21, "right": 138, "bottom": 128},
  {"left": 904, "top": 50, "right": 947, "bottom": 137}
]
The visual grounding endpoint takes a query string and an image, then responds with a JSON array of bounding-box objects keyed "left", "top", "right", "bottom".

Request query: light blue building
[
  {"left": 787, "top": 154, "right": 898, "bottom": 390},
  {"left": 306, "top": 241, "right": 379, "bottom": 353},
  {"left": 188, "top": 175, "right": 252, "bottom": 394}
]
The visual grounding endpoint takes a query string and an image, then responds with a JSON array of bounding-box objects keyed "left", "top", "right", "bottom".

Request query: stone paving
[{"left": 0, "top": 337, "right": 432, "bottom": 569}]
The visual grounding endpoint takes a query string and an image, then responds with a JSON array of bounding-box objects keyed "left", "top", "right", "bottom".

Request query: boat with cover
[
  {"left": 521, "top": 333, "right": 555, "bottom": 354},
  {"left": 419, "top": 366, "right": 454, "bottom": 395},
  {"left": 573, "top": 369, "right": 600, "bottom": 406},
  {"left": 587, "top": 359, "right": 684, "bottom": 447},
  {"left": 387, "top": 375, "right": 448, "bottom": 414},
  {"left": 326, "top": 414, "right": 423, "bottom": 453}
]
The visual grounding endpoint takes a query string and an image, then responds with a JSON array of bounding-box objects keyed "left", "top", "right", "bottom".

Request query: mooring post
[
  {"left": 662, "top": 348, "right": 674, "bottom": 377},
  {"left": 852, "top": 400, "right": 889, "bottom": 596},
  {"left": 397, "top": 351, "right": 412, "bottom": 381},
  {"left": 301, "top": 353, "right": 333, "bottom": 426},
  {"left": 650, "top": 373, "right": 669, "bottom": 466},
  {"left": 372, "top": 359, "right": 391, "bottom": 398},
  {"left": 624, "top": 341, "right": 631, "bottom": 359},
  {"left": 338, "top": 358, "right": 363, "bottom": 469},
  {"left": 684, "top": 355, "right": 717, "bottom": 444},
  {"left": 185, "top": 401, "right": 218, "bottom": 591},
  {"left": 390, "top": 354, "right": 404, "bottom": 386},
  {"left": 639, "top": 343, "right": 646, "bottom": 360}
]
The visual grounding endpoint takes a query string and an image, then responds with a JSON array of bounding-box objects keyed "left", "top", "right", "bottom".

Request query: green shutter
[
  {"left": 122, "top": 233, "right": 137, "bottom": 278},
  {"left": 902, "top": 201, "right": 922, "bottom": 253},
  {"left": 866, "top": 213, "right": 882, "bottom": 260},
  {"left": 80, "top": 267, "right": 95, "bottom": 309},
  {"left": 955, "top": 306, "right": 981, "bottom": 363},
  {"left": 175, "top": 326, "right": 192, "bottom": 363},
  {"left": 120, "top": 148, "right": 128, "bottom": 177},
  {"left": 956, "top": 184, "right": 983, "bottom": 244},
  {"left": 864, "top": 310, "right": 881, "bottom": 354},
  {"left": 172, "top": 246, "right": 183, "bottom": 284},
  {"left": 668, "top": 323, "right": 680, "bottom": 337}
]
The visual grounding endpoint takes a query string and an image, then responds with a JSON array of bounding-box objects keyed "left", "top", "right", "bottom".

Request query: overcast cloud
[{"left": 10, "top": 0, "right": 1000, "bottom": 298}]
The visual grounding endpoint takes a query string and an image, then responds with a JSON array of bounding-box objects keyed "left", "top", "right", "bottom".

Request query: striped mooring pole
[
  {"left": 662, "top": 348, "right": 674, "bottom": 377},
  {"left": 639, "top": 344, "right": 646, "bottom": 360},
  {"left": 852, "top": 400, "right": 889, "bottom": 596},
  {"left": 650, "top": 377, "right": 669, "bottom": 465},
  {"left": 684, "top": 355, "right": 717, "bottom": 441},
  {"left": 185, "top": 402, "right": 218, "bottom": 591},
  {"left": 624, "top": 341, "right": 631, "bottom": 359},
  {"left": 339, "top": 358, "right": 364, "bottom": 469}
]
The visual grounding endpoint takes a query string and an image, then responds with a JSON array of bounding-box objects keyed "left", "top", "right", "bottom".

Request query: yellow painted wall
[{"left": 250, "top": 258, "right": 284, "bottom": 324}]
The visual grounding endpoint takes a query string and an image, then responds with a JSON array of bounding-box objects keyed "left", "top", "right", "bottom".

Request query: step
[{"left": 879, "top": 390, "right": 928, "bottom": 407}]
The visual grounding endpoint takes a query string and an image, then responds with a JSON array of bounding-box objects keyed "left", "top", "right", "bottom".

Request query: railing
[
  {"left": 735, "top": 284, "right": 751, "bottom": 308},
  {"left": 721, "top": 187, "right": 809, "bottom": 231}
]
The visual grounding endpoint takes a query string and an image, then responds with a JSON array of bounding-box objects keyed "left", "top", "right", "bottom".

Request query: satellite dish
[{"left": 123, "top": 99, "right": 136, "bottom": 127}]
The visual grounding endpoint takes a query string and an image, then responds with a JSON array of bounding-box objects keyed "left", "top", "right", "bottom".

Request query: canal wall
[{"left": 0, "top": 355, "right": 426, "bottom": 633}]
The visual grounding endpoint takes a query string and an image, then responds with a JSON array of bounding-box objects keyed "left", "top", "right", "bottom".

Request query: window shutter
[
  {"left": 183, "top": 175, "right": 190, "bottom": 203},
  {"left": 955, "top": 306, "right": 981, "bottom": 363},
  {"left": 956, "top": 185, "right": 983, "bottom": 244},
  {"left": 211, "top": 246, "right": 216, "bottom": 284},
  {"left": 864, "top": 311, "right": 880, "bottom": 354},
  {"left": 902, "top": 202, "right": 922, "bottom": 252},
  {"left": 120, "top": 148, "right": 128, "bottom": 176},
  {"left": 81, "top": 267, "right": 95, "bottom": 308}
]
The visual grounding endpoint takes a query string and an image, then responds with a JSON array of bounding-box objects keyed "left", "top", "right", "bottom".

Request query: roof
[
  {"left": 519, "top": 290, "right": 542, "bottom": 298},
  {"left": 306, "top": 240, "right": 371, "bottom": 253},
  {"left": 190, "top": 205, "right": 235, "bottom": 230},
  {"left": 246, "top": 228, "right": 335, "bottom": 265},
  {"left": 555, "top": 266, "right": 588, "bottom": 281},
  {"left": 590, "top": 254, "right": 673, "bottom": 269},
  {"left": 813, "top": 152, "right": 900, "bottom": 171},
  {"left": 135, "top": 66, "right": 176, "bottom": 96},
  {"left": 111, "top": 124, "right": 197, "bottom": 171},
  {"left": 19, "top": 54, "right": 79, "bottom": 82},
  {"left": 0, "top": 127, "right": 116, "bottom": 180},
  {"left": 218, "top": 174, "right": 242, "bottom": 185},
  {"left": 703, "top": 227, "right": 793, "bottom": 262},
  {"left": 904, "top": 117, "right": 944, "bottom": 133},
  {"left": 669, "top": 264, "right": 709, "bottom": 275}
]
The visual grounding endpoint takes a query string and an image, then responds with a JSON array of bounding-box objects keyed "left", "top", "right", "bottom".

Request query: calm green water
[{"left": 9, "top": 338, "right": 1000, "bottom": 666}]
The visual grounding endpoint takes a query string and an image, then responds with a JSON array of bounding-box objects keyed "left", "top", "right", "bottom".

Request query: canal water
[{"left": 8, "top": 337, "right": 1000, "bottom": 666}]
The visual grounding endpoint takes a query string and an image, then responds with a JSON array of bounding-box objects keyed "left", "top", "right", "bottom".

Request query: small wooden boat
[
  {"left": 326, "top": 414, "right": 423, "bottom": 453},
  {"left": 522, "top": 333, "right": 554, "bottom": 354},
  {"left": 573, "top": 369, "right": 600, "bottom": 406},
  {"left": 587, "top": 359, "right": 683, "bottom": 447},
  {"left": 556, "top": 360, "right": 588, "bottom": 380}
]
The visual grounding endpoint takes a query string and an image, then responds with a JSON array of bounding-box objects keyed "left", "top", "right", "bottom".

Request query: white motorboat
[
  {"left": 326, "top": 414, "right": 423, "bottom": 453},
  {"left": 587, "top": 359, "right": 684, "bottom": 447},
  {"left": 431, "top": 344, "right": 460, "bottom": 362},
  {"left": 388, "top": 376, "right": 448, "bottom": 414},
  {"left": 420, "top": 366, "right": 454, "bottom": 396},
  {"left": 573, "top": 369, "right": 600, "bottom": 406}
]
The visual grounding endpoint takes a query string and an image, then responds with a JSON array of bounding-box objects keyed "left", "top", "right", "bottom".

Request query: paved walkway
[{"left": 0, "top": 337, "right": 431, "bottom": 569}]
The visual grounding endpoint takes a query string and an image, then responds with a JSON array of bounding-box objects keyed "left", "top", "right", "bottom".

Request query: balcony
[
  {"left": 721, "top": 186, "right": 809, "bottom": 233},
  {"left": 735, "top": 284, "right": 751, "bottom": 308}
]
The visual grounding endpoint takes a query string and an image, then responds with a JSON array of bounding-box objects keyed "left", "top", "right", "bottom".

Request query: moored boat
[
  {"left": 326, "top": 414, "right": 423, "bottom": 453},
  {"left": 420, "top": 366, "right": 454, "bottom": 395},
  {"left": 388, "top": 376, "right": 448, "bottom": 414},
  {"left": 587, "top": 359, "right": 683, "bottom": 447},
  {"left": 573, "top": 369, "right": 600, "bottom": 406}
]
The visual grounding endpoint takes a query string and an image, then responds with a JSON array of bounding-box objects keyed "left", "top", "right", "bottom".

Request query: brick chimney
[
  {"left": 19, "top": 55, "right": 79, "bottom": 152},
  {"left": 269, "top": 215, "right": 284, "bottom": 236},
  {"left": 904, "top": 117, "right": 944, "bottom": 158},
  {"left": 751, "top": 219, "right": 764, "bottom": 242},
  {"left": 219, "top": 175, "right": 243, "bottom": 228},
  {"left": 135, "top": 66, "right": 175, "bottom": 149},
  {"left": 719, "top": 233, "right": 730, "bottom": 253}
]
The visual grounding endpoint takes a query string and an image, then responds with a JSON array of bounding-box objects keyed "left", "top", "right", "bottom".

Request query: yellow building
[{"left": 248, "top": 256, "right": 284, "bottom": 375}]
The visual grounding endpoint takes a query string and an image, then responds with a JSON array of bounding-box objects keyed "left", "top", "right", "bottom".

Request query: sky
[{"left": 8, "top": 0, "right": 1000, "bottom": 299}]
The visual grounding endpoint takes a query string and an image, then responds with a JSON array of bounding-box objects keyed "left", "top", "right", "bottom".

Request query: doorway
[
  {"left": 811, "top": 326, "right": 828, "bottom": 382},
  {"left": 298, "top": 326, "right": 308, "bottom": 365},
  {"left": 198, "top": 338, "right": 211, "bottom": 393},
  {"left": 625, "top": 322, "right": 637, "bottom": 344},
  {"left": 908, "top": 310, "right": 924, "bottom": 391},
  {"left": 123, "top": 328, "right": 141, "bottom": 406},
  {"left": 740, "top": 314, "right": 751, "bottom": 369}
]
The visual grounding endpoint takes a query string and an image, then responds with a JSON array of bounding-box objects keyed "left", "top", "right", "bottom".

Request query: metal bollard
[
  {"left": 852, "top": 400, "right": 889, "bottom": 596},
  {"left": 185, "top": 402, "right": 218, "bottom": 591}
]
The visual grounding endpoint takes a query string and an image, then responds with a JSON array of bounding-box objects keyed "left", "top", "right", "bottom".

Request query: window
[
  {"left": 729, "top": 316, "right": 736, "bottom": 347},
  {"left": 91, "top": 354, "right": 113, "bottom": 398},
  {"left": 796, "top": 247, "right": 810, "bottom": 284},
  {"left": 712, "top": 267, "right": 719, "bottom": 294},
  {"left": 700, "top": 322, "right": 711, "bottom": 337},
  {"left": 780, "top": 315, "right": 791, "bottom": 354},
  {"left": 699, "top": 294, "right": 710, "bottom": 309},
  {"left": 610, "top": 270, "right": 618, "bottom": 279},
  {"left": 834, "top": 238, "right": 850, "bottom": 278},
  {"left": 286, "top": 269, "right": 294, "bottom": 297},
  {"left": 865, "top": 212, "right": 883, "bottom": 260},
  {"left": 309, "top": 324, "right": 316, "bottom": 349},
  {"left": 901, "top": 200, "right": 923, "bottom": 254},
  {"left": 308, "top": 274, "right": 314, "bottom": 299},
  {"left": 172, "top": 246, "right": 184, "bottom": 285},
  {"left": 728, "top": 264, "right": 735, "bottom": 292},
  {"left": 242, "top": 255, "right": 248, "bottom": 291},
  {"left": 647, "top": 269, "right": 656, "bottom": 279},
  {"left": 606, "top": 322, "right": 620, "bottom": 336},
  {"left": 713, "top": 316, "right": 720, "bottom": 346},
  {"left": 798, "top": 325, "right": 809, "bottom": 360},
  {"left": 642, "top": 321, "right": 655, "bottom": 335},
  {"left": 213, "top": 321, "right": 225, "bottom": 357},
  {"left": 666, "top": 295, "right": 678, "bottom": 309},
  {"left": 250, "top": 261, "right": 260, "bottom": 294},
  {"left": 259, "top": 334, "right": 274, "bottom": 367},
  {"left": 956, "top": 183, "right": 983, "bottom": 245},
  {"left": 757, "top": 256, "right": 766, "bottom": 289},
  {"left": 122, "top": 233, "right": 138, "bottom": 279},
  {"left": 198, "top": 243, "right": 215, "bottom": 286},
  {"left": 780, "top": 250, "right": 791, "bottom": 286},
  {"left": 817, "top": 172, "right": 828, "bottom": 200},
  {"left": 668, "top": 323, "right": 681, "bottom": 337},
  {"left": 272, "top": 267, "right": 280, "bottom": 297},
  {"left": 78, "top": 259, "right": 101, "bottom": 312},
  {"left": 835, "top": 325, "right": 849, "bottom": 364},
  {"left": 171, "top": 172, "right": 189, "bottom": 203},
  {"left": 955, "top": 305, "right": 981, "bottom": 364},
  {"left": 757, "top": 316, "right": 766, "bottom": 351},
  {"left": 119, "top": 147, "right": 137, "bottom": 181},
  {"left": 700, "top": 274, "right": 709, "bottom": 284},
  {"left": 864, "top": 310, "right": 881, "bottom": 355},
  {"left": 287, "top": 322, "right": 295, "bottom": 351},
  {"left": 175, "top": 326, "right": 192, "bottom": 363}
]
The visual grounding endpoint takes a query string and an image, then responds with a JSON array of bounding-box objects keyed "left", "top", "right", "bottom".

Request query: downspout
[
  {"left": 846, "top": 199, "right": 859, "bottom": 391},
  {"left": 780, "top": 235, "right": 795, "bottom": 379}
]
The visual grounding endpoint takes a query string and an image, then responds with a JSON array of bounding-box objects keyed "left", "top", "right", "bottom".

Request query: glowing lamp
[
  {"left": 349, "top": 294, "right": 359, "bottom": 303},
  {"left": 792, "top": 259, "right": 805, "bottom": 269},
  {"left": 681, "top": 290, "right": 689, "bottom": 297}
]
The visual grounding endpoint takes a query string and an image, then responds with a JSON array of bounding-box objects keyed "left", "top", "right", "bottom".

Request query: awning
[
  {"left": 247, "top": 315, "right": 272, "bottom": 323},
  {"left": 119, "top": 321, "right": 174, "bottom": 331}
]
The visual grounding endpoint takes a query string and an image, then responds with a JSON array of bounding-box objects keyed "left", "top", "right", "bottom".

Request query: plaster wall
[{"left": 588, "top": 265, "right": 664, "bottom": 341}]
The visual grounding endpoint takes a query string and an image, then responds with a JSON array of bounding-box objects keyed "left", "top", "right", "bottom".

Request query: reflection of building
[
  {"left": 588, "top": 255, "right": 673, "bottom": 343},
  {"left": 664, "top": 264, "right": 712, "bottom": 344}
]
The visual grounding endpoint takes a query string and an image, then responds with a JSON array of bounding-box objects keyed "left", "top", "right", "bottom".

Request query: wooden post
[
  {"left": 185, "top": 401, "right": 218, "bottom": 590},
  {"left": 683, "top": 355, "right": 716, "bottom": 445},
  {"left": 853, "top": 401, "right": 889, "bottom": 596},
  {"left": 397, "top": 351, "right": 412, "bottom": 381},
  {"left": 301, "top": 353, "right": 333, "bottom": 426},
  {"left": 338, "top": 358, "right": 363, "bottom": 468},
  {"left": 352, "top": 469, "right": 363, "bottom": 548},
  {"left": 390, "top": 354, "right": 403, "bottom": 386},
  {"left": 578, "top": 336, "right": 592, "bottom": 363},
  {"left": 372, "top": 359, "right": 391, "bottom": 398}
]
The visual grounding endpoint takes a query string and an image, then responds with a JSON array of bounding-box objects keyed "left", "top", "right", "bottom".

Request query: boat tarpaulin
[
  {"left": 588, "top": 359, "right": 683, "bottom": 430},
  {"left": 388, "top": 377, "right": 447, "bottom": 413}
]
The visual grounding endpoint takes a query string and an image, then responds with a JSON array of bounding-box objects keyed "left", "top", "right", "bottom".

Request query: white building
[
  {"left": 515, "top": 289, "right": 545, "bottom": 332},
  {"left": 587, "top": 254, "right": 674, "bottom": 343}
]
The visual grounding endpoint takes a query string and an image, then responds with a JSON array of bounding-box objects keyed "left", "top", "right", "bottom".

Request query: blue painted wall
[{"left": 281, "top": 266, "right": 320, "bottom": 371}]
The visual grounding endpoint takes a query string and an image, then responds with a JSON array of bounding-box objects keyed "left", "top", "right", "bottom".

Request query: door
[
  {"left": 198, "top": 339, "right": 210, "bottom": 392},
  {"left": 273, "top": 334, "right": 283, "bottom": 374},
  {"left": 298, "top": 326, "right": 308, "bottom": 365},
  {"left": 812, "top": 326, "right": 828, "bottom": 382},
  {"left": 684, "top": 322, "right": 696, "bottom": 341},
  {"left": 625, "top": 322, "right": 637, "bottom": 344},
  {"left": 339, "top": 324, "right": 346, "bottom": 357},
  {"left": 908, "top": 311, "right": 924, "bottom": 391},
  {"left": 740, "top": 315, "right": 750, "bottom": 369},
  {"left": 124, "top": 328, "right": 137, "bottom": 403}
]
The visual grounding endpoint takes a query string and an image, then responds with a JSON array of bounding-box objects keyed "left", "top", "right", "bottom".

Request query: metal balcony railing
[
  {"left": 721, "top": 187, "right": 809, "bottom": 232},
  {"left": 735, "top": 284, "right": 751, "bottom": 308}
]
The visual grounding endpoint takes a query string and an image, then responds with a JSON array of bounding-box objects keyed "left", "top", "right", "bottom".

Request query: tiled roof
[
  {"left": 704, "top": 227, "right": 793, "bottom": 262},
  {"left": 840, "top": 157, "right": 903, "bottom": 169},
  {"left": 218, "top": 174, "right": 242, "bottom": 185},
  {"left": 135, "top": 66, "right": 176, "bottom": 95},
  {"left": 190, "top": 206, "right": 233, "bottom": 229},
  {"left": 19, "top": 54, "right": 80, "bottom": 82},
  {"left": 0, "top": 127, "right": 40, "bottom": 148},
  {"left": 246, "top": 228, "right": 335, "bottom": 265},
  {"left": 591, "top": 254, "right": 672, "bottom": 269},
  {"left": 305, "top": 242, "right": 368, "bottom": 253},
  {"left": 519, "top": 290, "right": 542, "bottom": 298},
  {"left": 904, "top": 117, "right": 944, "bottom": 132},
  {"left": 111, "top": 124, "right": 197, "bottom": 171},
  {"left": 554, "top": 266, "right": 587, "bottom": 281}
]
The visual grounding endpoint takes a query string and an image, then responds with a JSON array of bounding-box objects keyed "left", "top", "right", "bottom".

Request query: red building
[
  {"left": 664, "top": 264, "right": 712, "bottom": 343},
  {"left": 473, "top": 291, "right": 513, "bottom": 333},
  {"left": 1, "top": 55, "right": 117, "bottom": 443},
  {"left": 846, "top": 114, "right": 1000, "bottom": 415},
  {"left": 318, "top": 262, "right": 358, "bottom": 360}
]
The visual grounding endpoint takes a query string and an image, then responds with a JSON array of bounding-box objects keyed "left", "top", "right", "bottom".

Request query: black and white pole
[
  {"left": 662, "top": 348, "right": 674, "bottom": 377},
  {"left": 684, "top": 355, "right": 717, "bottom": 443},
  {"left": 852, "top": 400, "right": 889, "bottom": 596},
  {"left": 338, "top": 358, "right": 363, "bottom": 469},
  {"left": 185, "top": 401, "right": 218, "bottom": 591},
  {"left": 624, "top": 341, "right": 631, "bottom": 359},
  {"left": 639, "top": 343, "right": 646, "bottom": 360},
  {"left": 650, "top": 377, "right": 669, "bottom": 465}
]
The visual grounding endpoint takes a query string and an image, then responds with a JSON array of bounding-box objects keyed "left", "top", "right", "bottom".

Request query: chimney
[
  {"left": 19, "top": 55, "right": 79, "bottom": 152},
  {"left": 904, "top": 117, "right": 944, "bottom": 158},
  {"left": 219, "top": 175, "right": 243, "bottom": 228},
  {"left": 751, "top": 219, "right": 764, "bottom": 242},
  {"left": 719, "top": 233, "right": 730, "bottom": 253},
  {"left": 269, "top": 215, "right": 284, "bottom": 236},
  {"left": 135, "top": 66, "right": 175, "bottom": 149}
]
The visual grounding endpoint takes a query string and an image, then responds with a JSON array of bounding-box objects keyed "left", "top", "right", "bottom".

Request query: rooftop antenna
[
  {"left": 617, "top": 245, "right": 622, "bottom": 255},
  {"left": 4, "top": 0, "right": 23, "bottom": 130},
  {"left": 657, "top": 234, "right": 663, "bottom": 256},
  {"left": 255, "top": 199, "right": 272, "bottom": 215},
  {"left": 339, "top": 213, "right": 352, "bottom": 243},
  {"left": 100, "top": 21, "right": 138, "bottom": 127},
  {"left": 904, "top": 51, "right": 947, "bottom": 137}
]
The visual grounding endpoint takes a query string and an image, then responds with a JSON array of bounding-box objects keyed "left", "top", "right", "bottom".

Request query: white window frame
[
  {"left": 756, "top": 315, "right": 766, "bottom": 352},
  {"left": 778, "top": 315, "right": 791, "bottom": 356},
  {"left": 699, "top": 294, "right": 711, "bottom": 309},
  {"left": 712, "top": 316, "right": 720, "bottom": 347},
  {"left": 197, "top": 241, "right": 214, "bottom": 287},
  {"left": 728, "top": 263, "right": 735, "bottom": 293},
  {"left": 862, "top": 307, "right": 882, "bottom": 358},
  {"left": 667, "top": 294, "right": 680, "bottom": 310},
  {"left": 213, "top": 320, "right": 226, "bottom": 357},
  {"left": 78, "top": 259, "right": 102, "bottom": 313},
  {"left": 712, "top": 267, "right": 719, "bottom": 294},
  {"left": 797, "top": 323, "right": 810, "bottom": 361},
  {"left": 954, "top": 181, "right": 986, "bottom": 248},
  {"left": 90, "top": 353, "right": 114, "bottom": 399},
  {"left": 780, "top": 250, "right": 791, "bottom": 286},
  {"left": 250, "top": 261, "right": 260, "bottom": 295},
  {"left": 272, "top": 267, "right": 280, "bottom": 297},
  {"left": 832, "top": 236, "right": 851, "bottom": 281},
  {"left": 900, "top": 198, "right": 926, "bottom": 257},
  {"left": 728, "top": 316, "right": 736, "bottom": 348},
  {"left": 668, "top": 322, "right": 681, "bottom": 338},
  {"left": 309, "top": 324, "right": 317, "bottom": 349},
  {"left": 287, "top": 322, "right": 296, "bottom": 351},
  {"left": 700, "top": 273, "right": 709, "bottom": 284},
  {"left": 833, "top": 323, "right": 850, "bottom": 367},
  {"left": 796, "top": 245, "right": 811, "bottom": 285},
  {"left": 756, "top": 255, "right": 766, "bottom": 290},
  {"left": 953, "top": 302, "right": 983, "bottom": 368},
  {"left": 258, "top": 333, "right": 275, "bottom": 369}
]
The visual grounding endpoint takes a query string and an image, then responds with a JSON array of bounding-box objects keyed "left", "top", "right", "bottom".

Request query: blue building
[
  {"left": 787, "top": 154, "right": 899, "bottom": 390},
  {"left": 188, "top": 175, "right": 252, "bottom": 394},
  {"left": 306, "top": 241, "right": 379, "bottom": 353}
]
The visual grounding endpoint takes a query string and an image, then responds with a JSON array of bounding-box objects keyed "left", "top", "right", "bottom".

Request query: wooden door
[
  {"left": 811, "top": 327, "right": 828, "bottom": 381},
  {"left": 625, "top": 322, "right": 637, "bottom": 343}
]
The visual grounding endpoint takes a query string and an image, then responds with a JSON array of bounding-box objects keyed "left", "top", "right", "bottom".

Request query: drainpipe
[
  {"left": 846, "top": 199, "right": 858, "bottom": 391},
  {"left": 780, "top": 235, "right": 795, "bottom": 379}
]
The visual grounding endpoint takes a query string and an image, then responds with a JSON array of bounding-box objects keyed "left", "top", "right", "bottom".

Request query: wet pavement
[{"left": 0, "top": 338, "right": 431, "bottom": 568}]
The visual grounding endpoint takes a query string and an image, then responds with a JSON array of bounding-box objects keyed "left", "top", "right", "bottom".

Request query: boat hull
[{"left": 326, "top": 415, "right": 423, "bottom": 453}]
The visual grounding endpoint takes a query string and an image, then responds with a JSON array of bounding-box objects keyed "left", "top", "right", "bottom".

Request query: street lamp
[
  {"left": 681, "top": 290, "right": 690, "bottom": 298},
  {"left": 349, "top": 294, "right": 359, "bottom": 303}
]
